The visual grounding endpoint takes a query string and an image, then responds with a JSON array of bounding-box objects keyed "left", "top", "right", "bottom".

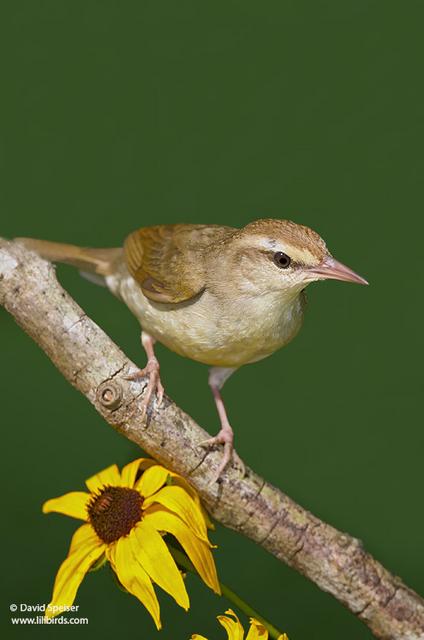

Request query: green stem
[{"left": 169, "top": 546, "right": 285, "bottom": 640}]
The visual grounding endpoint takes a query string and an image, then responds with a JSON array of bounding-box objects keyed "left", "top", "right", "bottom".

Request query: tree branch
[{"left": 1, "top": 238, "right": 422, "bottom": 640}]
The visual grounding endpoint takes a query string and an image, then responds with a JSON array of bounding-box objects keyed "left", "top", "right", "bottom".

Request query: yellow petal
[
  {"left": 168, "top": 473, "right": 215, "bottom": 530},
  {"left": 108, "top": 536, "right": 161, "bottom": 630},
  {"left": 218, "top": 609, "right": 245, "bottom": 640},
  {"left": 191, "top": 635, "right": 209, "bottom": 639},
  {"left": 145, "top": 506, "right": 220, "bottom": 594},
  {"left": 131, "top": 519, "right": 189, "bottom": 610},
  {"left": 68, "top": 523, "right": 100, "bottom": 554},
  {"left": 246, "top": 618, "right": 269, "bottom": 640},
  {"left": 120, "top": 458, "right": 155, "bottom": 488},
  {"left": 144, "top": 485, "right": 208, "bottom": 542},
  {"left": 42, "top": 492, "right": 90, "bottom": 521},
  {"left": 45, "top": 537, "right": 105, "bottom": 619},
  {"left": 136, "top": 465, "right": 169, "bottom": 498},
  {"left": 85, "top": 464, "right": 121, "bottom": 493}
]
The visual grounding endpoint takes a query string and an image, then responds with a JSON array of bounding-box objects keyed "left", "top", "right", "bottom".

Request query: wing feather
[{"left": 124, "top": 224, "right": 234, "bottom": 303}]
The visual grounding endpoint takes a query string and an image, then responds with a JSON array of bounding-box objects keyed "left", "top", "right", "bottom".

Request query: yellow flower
[
  {"left": 43, "top": 458, "right": 220, "bottom": 629},
  {"left": 192, "top": 609, "right": 288, "bottom": 640}
]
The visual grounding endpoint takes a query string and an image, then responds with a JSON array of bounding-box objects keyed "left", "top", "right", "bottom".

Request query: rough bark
[{"left": 0, "top": 238, "right": 423, "bottom": 640}]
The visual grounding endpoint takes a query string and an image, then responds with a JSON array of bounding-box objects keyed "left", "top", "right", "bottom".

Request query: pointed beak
[{"left": 309, "top": 256, "right": 369, "bottom": 285}]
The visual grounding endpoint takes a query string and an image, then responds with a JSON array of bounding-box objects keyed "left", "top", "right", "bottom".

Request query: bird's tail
[{"left": 15, "top": 238, "right": 122, "bottom": 276}]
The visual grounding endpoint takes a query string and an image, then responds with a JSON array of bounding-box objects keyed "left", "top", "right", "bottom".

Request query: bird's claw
[
  {"left": 199, "top": 428, "right": 245, "bottom": 483},
  {"left": 125, "top": 357, "right": 164, "bottom": 418}
]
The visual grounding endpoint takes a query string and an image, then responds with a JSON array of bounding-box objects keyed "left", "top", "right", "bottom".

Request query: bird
[{"left": 18, "top": 219, "right": 368, "bottom": 480}]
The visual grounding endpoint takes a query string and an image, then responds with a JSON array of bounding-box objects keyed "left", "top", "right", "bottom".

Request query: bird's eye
[{"left": 273, "top": 251, "right": 291, "bottom": 268}]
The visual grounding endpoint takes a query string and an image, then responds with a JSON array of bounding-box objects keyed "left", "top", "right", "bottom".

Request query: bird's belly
[{"left": 108, "top": 275, "right": 304, "bottom": 367}]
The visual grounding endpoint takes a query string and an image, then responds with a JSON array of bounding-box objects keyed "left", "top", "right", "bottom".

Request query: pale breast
[{"left": 106, "top": 271, "right": 305, "bottom": 367}]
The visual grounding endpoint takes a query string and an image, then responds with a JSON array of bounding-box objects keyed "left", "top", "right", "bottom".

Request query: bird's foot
[
  {"left": 125, "top": 357, "right": 164, "bottom": 418},
  {"left": 200, "top": 426, "right": 245, "bottom": 483}
]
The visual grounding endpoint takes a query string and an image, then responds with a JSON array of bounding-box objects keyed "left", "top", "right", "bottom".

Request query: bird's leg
[
  {"left": 126, "top": 331, "right": 164, "bottom": 417},
  {"left": 200, "top": 367, "right": 244, "bottom": 481}
]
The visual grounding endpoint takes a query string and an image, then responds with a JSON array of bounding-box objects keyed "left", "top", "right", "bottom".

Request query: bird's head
[{"left": 212, "top": 218, "right": 368, "bottom": 299}]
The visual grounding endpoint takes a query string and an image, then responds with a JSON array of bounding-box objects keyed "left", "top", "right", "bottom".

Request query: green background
[{"left": 1, "top": 1, "right": 423, "bottom": 638}]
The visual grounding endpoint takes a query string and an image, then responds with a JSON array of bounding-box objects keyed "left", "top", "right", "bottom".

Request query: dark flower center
[{"left": 87, "top": 486, "right": 143, "bottom": 544}]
